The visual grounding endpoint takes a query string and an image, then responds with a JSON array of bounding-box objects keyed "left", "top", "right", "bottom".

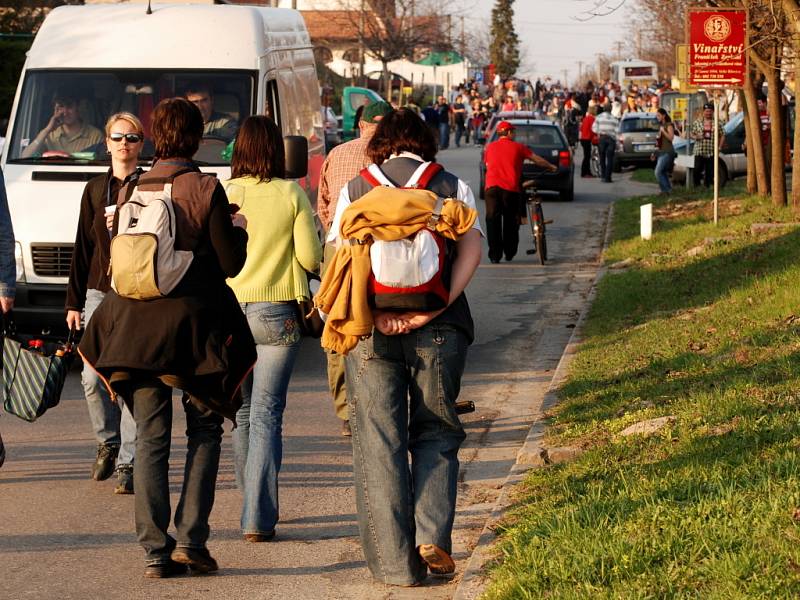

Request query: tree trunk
[
  {"left": 764, "top": 65, "right": 787, "bottom": 207},
  {"left": 740, "top": 89, "right": 757, "bottom": 195},
  {"left": 743, "top": 69, "right": 770, "bottom": 196},
  {"left": 793, "top": 51, "right": 800, "bottom": 211}
]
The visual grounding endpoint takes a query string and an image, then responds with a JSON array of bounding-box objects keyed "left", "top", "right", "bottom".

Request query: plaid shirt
[
  {"left": 691, "top": 118, "right": 725, "bottom": 157},
  {"left": 317, "top": 133, "right": 373, "bottom": 231}
]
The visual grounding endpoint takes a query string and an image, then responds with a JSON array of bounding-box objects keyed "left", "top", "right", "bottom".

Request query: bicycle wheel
[
  {"left": 535, "top": 203, "right": 547, "bottom": 265},
  {"left": 590, "top": 145, "right": 601, "bottom": 178}
]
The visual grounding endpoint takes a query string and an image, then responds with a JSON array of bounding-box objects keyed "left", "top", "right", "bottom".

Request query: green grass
[
  {"left": 482, "top": 184, "right": 800, "bottom": 599},
  {"left": 630, "top": 167, "right": 657, "bottom": 185}
]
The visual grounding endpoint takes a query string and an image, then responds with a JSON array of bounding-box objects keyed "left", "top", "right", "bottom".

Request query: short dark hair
[
  {"left": 230, "top": 115, "right": 285, "bottom": 181},
  {"left": 52, "top": 89, "right": 79, "bottom": 107},
  {"left": 184, "top": 82, "right": 213, "bottom": 98},
  {"left": 366, "top": 108, "right": 437, "bottom": 165},
  {"left": 151, "top": 97, "right": 203, "bottom": 159}
]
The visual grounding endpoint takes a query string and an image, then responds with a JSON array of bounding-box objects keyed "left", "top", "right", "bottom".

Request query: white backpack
[{"left": 109, "top": 170, "right": 194, "bottom": 300}]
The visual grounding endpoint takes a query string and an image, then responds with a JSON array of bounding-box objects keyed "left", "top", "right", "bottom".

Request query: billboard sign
[{"left": 687, "top": 8, "right": 747, "bottom": 88}]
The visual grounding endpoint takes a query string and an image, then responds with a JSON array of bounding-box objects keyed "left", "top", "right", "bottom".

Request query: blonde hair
[{"left": 104, "top": 112, "right": 143, "bottom": 137}]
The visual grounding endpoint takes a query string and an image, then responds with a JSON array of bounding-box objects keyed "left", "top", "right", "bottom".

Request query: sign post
[{"left": 687, "top": 8, "right": 747, "bottom": 225}]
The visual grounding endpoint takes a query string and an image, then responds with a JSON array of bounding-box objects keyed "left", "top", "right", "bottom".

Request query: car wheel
[
  {"left": 560, "top": 183, "right": 574, "bottom": 202},
  {"left": 718, "top": 160, "right": 729, "bottom": 187},
  {"left": 613, "top": 160, "right": 622, "bottom": 173}
]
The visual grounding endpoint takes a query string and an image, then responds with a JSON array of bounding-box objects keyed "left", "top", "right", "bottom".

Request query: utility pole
[
  {"left": 359, "top": 0, "right": 365, "bottom": 88},
  {"left": 577, "top": 60, "right": 583, "bottom": 85},
  {"left": 614, "top": 41, "right": 624, "bottom": 61},
  {"left": 635, "top": 30, "right": 642, "bottom": 57},
  {"left": 460, "top": 15, "right": 465, "bottom": 58},
  {"left": 562, "top": 69, "right": 568, "bottom": 87}
]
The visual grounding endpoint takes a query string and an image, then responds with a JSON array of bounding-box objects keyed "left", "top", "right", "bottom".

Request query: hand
[
  {"left": 105, "top": 213, "right": 115, "bottom": 230},
  {"left": 392, "top": 309, "right": 444, "bottom": 331},
  {"left": 46, "top": 108, "right": 65, "bottom": 132},
  {"left": 232, "top": 213, "right": 248, "bottom": 230},
  {"left": 0, "top": 296, "right": 13, "bottom": 314},
  {"left": 373, "top": 310, "right": 410, "bottom": 336},
  {"left": 549, "top": 164, "right": 558, "bottom": 173},
  {"left": 66, "top": 310, "right": 82, "bottom": 331}
]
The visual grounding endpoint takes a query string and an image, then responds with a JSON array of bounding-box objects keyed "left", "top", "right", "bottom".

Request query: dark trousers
[
  {"left": 484, "top": 186, "right": 522, "bottom": 262},
  {"left": 599, "top": 136, "right": 616, "bottom": 182},
  {"left": 580, "top": 139, "right": 592, "bottom": 176},
  {"left": 693, "top": 155, "right": 715, "bottom": 188},
  {"left": 438, "top": 123, "right": 450, "bottom": 149},
  {"left": 454, "top": 122, "right": 465, "bottom": 147},
  {"left": 125, "top": 379, "right": 223, "bottom": 565}
]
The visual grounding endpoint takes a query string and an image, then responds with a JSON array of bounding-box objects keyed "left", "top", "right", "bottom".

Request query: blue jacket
[{"left": 0, "top": 169, "right": 15, "bottom": 299}]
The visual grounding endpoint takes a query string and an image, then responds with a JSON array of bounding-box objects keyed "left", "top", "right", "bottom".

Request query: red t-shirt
[
  {"left": 580, "top": 113, "right": 595, "bottom": 141},
  {"left": 484, "top": 137, "right": 534, "bottom": 192}
]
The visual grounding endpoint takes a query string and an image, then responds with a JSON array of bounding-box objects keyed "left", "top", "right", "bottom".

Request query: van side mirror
[{"left": 284, "top": 135, "right": 308, "bottom": 179}]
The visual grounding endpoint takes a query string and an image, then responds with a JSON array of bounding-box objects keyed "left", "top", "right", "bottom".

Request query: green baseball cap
[{"left": 361, "top": 101, "right": 393, "bottom": 123}]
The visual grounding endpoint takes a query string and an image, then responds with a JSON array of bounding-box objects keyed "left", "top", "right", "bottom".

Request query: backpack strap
[
  {"left": 405, "top": 161, "right": 442, "bottom": 189},
  {"left": 361, "top": 164, "right": 396, "bottom": 188},
  {"left": 135, "top": 167, "right": 197, "bottom": 187}
]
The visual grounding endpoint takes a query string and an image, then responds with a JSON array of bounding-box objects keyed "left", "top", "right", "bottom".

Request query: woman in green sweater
[{"left": 226, "top": 116, "right": 322, "bottom": 541}]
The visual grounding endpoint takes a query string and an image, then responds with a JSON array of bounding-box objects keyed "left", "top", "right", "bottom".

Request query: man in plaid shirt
[
  {"left": 317, "top": 101, "right": 392, "bottom": 436},
  {"left": 691, "top": 103, "right": 726, "bottom": 188}
]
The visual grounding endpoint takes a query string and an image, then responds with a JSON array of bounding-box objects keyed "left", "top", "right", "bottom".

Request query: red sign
[{"left": 688, "top": 8, "right": 747, "bottom": 88}]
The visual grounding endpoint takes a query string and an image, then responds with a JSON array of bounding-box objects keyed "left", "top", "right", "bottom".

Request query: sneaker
[
  {"left": 0, "top": 431, "right": 5, "bottom": 469},
  {"left": 170, "top": 547, "right": 218, "bottom": 574},
  {"left": 114, "top": 464, "right": 134, "bottom": 495},
  {"left": 144, "top": 560, "right": 188, "bottom": 579},
  {"left": 341, "top": 420, "right": 352, "bottom": 437},
  {"left": 91, "top": 443, "right": 119, "bottom": 481},
  {"left": 418, "top": 544, "right": 455, "bottom": 574}
]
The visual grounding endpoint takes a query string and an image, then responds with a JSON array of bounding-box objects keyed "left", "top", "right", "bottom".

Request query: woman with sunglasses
[{"left": 65, "top": 112, "right": 144, "bottom": 495}]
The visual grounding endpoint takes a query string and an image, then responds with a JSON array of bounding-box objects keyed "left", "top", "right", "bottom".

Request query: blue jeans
[
  {"left": 345, "top": 324, "right": 468, "bottom": 585},
  {"left": 599, "top": 136, "right": 616, "bottom": 182},
  {"left": 232, "top": 301, "right": 301, "bottom": 535},
  {"left": 655, "top": 152, "right": 675, "bottom": 193},
  {"left": 83, "top": 289, "right": 136, "bottom": 466},
  {"left": 438, "top": 122, "right": 450, "bottom": 149}
]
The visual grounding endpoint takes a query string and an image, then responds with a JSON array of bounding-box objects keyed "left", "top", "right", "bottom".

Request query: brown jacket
[{"left": 78, "top": 159, "right": 256, "bottom": 423}]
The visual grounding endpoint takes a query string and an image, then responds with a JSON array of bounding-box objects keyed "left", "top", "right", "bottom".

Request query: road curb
[{"left": 453, "top": 203, "right": 615, "bottom": 600}]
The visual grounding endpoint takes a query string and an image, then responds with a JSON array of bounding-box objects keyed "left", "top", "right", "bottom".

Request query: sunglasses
[{"left": 109, "top": 132, "right": 143, "bottom": 143}]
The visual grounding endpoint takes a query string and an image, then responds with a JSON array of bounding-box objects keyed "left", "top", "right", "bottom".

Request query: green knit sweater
[{"left": 224, "top": 176, "right": 322, "bottom": 303}]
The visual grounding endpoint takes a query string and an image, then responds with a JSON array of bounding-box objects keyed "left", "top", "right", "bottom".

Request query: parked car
[
  {"left": 480, "top": 118, "right": 575, "bottom": 201},
  {"left": 614, "top": 112, "right": 659, "bottom": 171},
  {"left": 482, "top": 111, "right": 540, "bottom": 144},
  {"left": 671, "top": 111, "right": 746, "bottom": 185}
]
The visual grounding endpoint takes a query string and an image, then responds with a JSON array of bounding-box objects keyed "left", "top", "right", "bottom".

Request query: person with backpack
[
  {"left": 224, "top": 115, "right": 322, "bottom": 543},
  {"left": 78, "top": 97, "right": 255, "bottom": 578},
  {"left": 324, "top": 108, "right": 482, "bottom": 586},
  {"left": 65, "top": 112, "right": 143, "bottom": 494}
]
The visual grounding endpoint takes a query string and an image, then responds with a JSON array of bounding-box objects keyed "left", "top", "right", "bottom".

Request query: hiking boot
[
  {"left": 114, "top": 464, "right": 134, "bottom": 495},
  {"left": 341, "top": 419, "right": 352, "bottom": 437},
  {"left": 418, "top": 544, "right": 455, "bottom": 574},
  {"left": 144, "top": 560, "right": 188, "bottom": 579},
  {"left": 0, "top": 431, "right": 5, "bottom": 468},
  {"left": 170, "top": 547, "right": 218, "bottom": 574},
  {"left": 91, "top": 443, "right": 119, "bottom": 481}
]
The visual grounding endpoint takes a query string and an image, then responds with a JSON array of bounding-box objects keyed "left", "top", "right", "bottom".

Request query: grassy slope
[{"left": 482, "top": 184, "right": 800, "bottom": 599}]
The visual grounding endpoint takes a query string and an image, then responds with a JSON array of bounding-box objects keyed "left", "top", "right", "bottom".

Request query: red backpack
[{"left": 358, "top": 161, "right": 451, "bottom": 312}]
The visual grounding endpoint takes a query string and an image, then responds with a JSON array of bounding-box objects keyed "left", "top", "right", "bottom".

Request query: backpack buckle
[{"left": 426, "top": 196, "right": 445, "bottom": 229}]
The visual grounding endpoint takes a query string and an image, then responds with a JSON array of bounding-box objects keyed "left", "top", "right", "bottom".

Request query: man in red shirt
[{"left": 483, "top": 121, "right": 556, "bottom": 263}]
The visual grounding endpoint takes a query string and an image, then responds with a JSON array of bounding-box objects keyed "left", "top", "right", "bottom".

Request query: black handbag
[
  {"left": 2, "top": 313, "right": 77, "bottom": 422},
  {"left": 296, "top": 272, "right": 323, "bottom": 338}
]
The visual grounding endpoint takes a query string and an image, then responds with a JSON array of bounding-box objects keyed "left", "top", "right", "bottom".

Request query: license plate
[{"left": 635, "top": 143, "right": 656, "bottom": 151}]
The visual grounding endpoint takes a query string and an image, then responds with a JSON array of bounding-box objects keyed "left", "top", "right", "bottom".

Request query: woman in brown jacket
[{"left": 79, "top": 98, "right": 255, "bottom": 578}]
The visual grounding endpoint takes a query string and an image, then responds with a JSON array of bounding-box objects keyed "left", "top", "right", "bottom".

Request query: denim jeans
[
  {"left": 83, "top": 289, "right": 136, "bottom": 465},
  {"left": 438, "top": 122, "right": 450, "bottom": 149},
  {"left": 599, "top": 136, "right": 616, "bottom": 182},
  {"left": 126, "top": 379, "right": 223, "bottom": 565},
  {"left": 655, "top": 152, "right": 675, "bottom": 193},
  {"left": 232, "top": 301, "right": 301, "bottom": 535},
  {"left": 345, "top": 324, "right": 468, "bottom": 585}
]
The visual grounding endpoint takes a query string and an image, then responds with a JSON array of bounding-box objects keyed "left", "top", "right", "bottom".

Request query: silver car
[{"left": 614, "top": 112, "right": 660, "bottom": 171}]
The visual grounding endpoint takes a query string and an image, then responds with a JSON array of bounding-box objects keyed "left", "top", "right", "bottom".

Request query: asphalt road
[{"left": 0, "top": 146, "right": 657, "bottom": 600}]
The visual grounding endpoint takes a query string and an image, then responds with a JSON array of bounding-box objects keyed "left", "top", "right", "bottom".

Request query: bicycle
[{"left": 522, "top": 179, "right": 552, "bottom": 265}]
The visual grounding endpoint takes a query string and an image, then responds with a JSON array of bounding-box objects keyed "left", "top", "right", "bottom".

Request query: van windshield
[{"left": 7, "top": 70, "right": 256, "bottom": 165}]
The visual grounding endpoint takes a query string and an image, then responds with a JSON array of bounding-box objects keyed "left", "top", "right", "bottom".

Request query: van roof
[{"left": 27, "top": 4, "right": 311, "bottom": 70}]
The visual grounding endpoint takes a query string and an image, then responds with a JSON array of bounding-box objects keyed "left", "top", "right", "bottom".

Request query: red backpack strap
[
  {"left": 414, "top": 162, "right": 443, "bottom": 189},
  {"left": 359, "top": 167, "right": 383, "bottom": 188}
]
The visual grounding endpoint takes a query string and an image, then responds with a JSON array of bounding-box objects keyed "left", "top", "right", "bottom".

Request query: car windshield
[
  {"left": 7, "top": 69, "right": 255, "bottom": 166},
  {"left": 502, "top": 124, "right": 565, "bottom": 149},
  {"left": 619, "top": 117, "right": 659, "bottom": 133},
  {"left": 724, "top": 111, "right": 744, "bottom": 134}
]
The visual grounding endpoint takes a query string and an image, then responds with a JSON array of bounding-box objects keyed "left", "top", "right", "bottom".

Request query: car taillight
[{"left": 559, "top": 150, "right": 571, "bottom": 168}]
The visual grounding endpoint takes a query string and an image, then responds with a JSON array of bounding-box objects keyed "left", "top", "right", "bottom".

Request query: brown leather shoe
[
  {"left": 170, "top": 547, "right": 218, "bottom": 574},
  {"left": 144, "top": 560, "right": 188, "bottom": 579},
  {"left": 418, "top": 544, "right": 455, "bottom": 574},
  {"left": 244, "top": 531, "right": 275, "bottom": 542}
]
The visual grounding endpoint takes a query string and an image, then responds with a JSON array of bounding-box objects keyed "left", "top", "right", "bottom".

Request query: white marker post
[
  {"left": 641, "top": 203, "right": 653, "bottom": 240},
  {"left": 713, "top": 92, "right": 719, "bottom": 225}
]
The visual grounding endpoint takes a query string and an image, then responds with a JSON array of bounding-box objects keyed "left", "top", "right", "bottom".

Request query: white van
[{"left": 1, "top": 3, "right": 325, "bottom": 334}]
